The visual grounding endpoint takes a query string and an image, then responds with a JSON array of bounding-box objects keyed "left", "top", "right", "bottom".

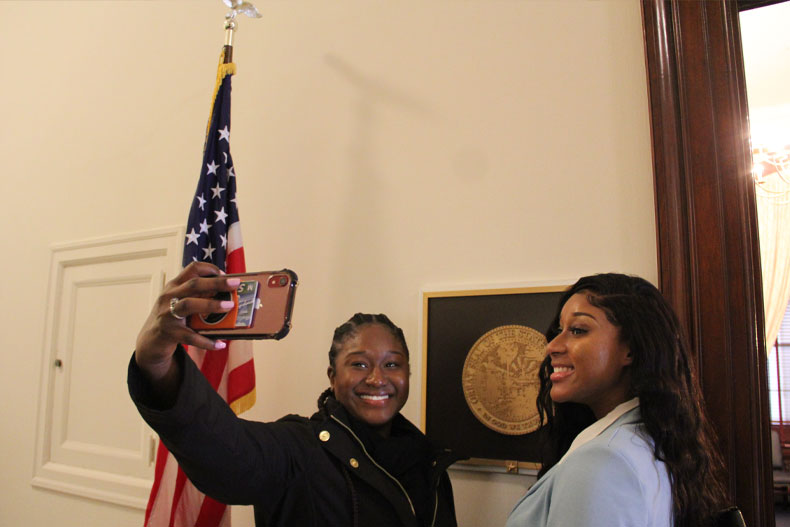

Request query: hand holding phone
[{"left": 187, "top": 269, "right": 298, "bottom": 340}]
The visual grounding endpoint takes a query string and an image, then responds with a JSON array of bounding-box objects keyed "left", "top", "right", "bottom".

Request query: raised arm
[{"left": 134, "top": 261, "right": 240, "bottom": 403}]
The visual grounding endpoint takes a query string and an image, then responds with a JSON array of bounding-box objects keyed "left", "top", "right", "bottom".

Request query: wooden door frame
[{"left": 641, "top": 1, "right": 772, "bottom": 525}]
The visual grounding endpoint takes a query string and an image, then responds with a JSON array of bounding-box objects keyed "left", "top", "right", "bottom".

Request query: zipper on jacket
[
  {"left": 430, "top": 452, "right": 451, "bottom": 527},
  {"left": 329, "top": 415, "right": 417, "bottom": 517},
  {"left": 430, "top": 488, "right": 438, "bottom": 527}
]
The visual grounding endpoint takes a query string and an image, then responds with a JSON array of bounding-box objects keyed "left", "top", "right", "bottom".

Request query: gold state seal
[{"left": 462, "top": 325, "right": 546, "bottom": 435}]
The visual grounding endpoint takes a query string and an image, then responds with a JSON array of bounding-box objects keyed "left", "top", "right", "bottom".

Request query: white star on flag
[
  {"left": 202, "top": 243, "right": 216, "bottom": 260},
  {"left": 196, "top": 193, "right": 206, "bottom": 210},
  {"left": 211, "top": 182, "right": 225, "bottom": 199},
  {"left": 218, "top": 125, "right": 230, "bottom": 142},
  {"left": 206, "top": 160, "right": 219, "bottom": 175},
  {"left": 185, "top": 228, "right": 200, "bottom": 245},
  {"left": 214, "top": 207, "right": 228, "bottom": 224}
]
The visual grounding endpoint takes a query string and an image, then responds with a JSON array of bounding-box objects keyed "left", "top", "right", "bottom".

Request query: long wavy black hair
[{"left": 536, "top": 273, "right": 727, "bottom": 527}]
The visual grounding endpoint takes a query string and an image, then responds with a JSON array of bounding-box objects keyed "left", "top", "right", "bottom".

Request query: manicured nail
[
  {"left": 220, "top": 300, "right": 235, "bottom": 309},
  {"left": 213, "top": 340, "right": 227, "bottom": 350},
  {"left": 227, "top": 278, "right": 241, "bottom": 287}
]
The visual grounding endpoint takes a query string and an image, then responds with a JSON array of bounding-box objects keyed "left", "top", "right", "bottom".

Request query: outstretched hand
[{"left": 134, "top": 262, "right": 241, "bottom": 383}]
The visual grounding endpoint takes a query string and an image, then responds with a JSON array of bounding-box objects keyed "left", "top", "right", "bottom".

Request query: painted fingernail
[
  {"left": 213, "top": 340, "right": 227, "bottom": 350},
  {"left": 227, "top": 278, "right": 241, "bottom": 287},
  {"left": 220, "top": 300, "right": 235, "bottom": 309}
]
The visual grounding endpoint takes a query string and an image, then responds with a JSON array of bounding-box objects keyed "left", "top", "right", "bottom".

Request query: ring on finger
[{"left": 169, "top": 297, "right": 186, "bottom": 320}]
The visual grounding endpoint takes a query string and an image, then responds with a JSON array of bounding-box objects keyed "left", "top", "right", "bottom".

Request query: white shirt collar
[{"left": 556, "top": 397, "right": 640, "bottom": 466}]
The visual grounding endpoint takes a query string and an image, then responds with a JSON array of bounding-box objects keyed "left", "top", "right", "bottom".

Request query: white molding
[
  {"left": 33, "top": 226, "right": 183, "bottom": 509},
  {"left": 49, "top": 226, "right": 186, "bottom": 253},
  {"left": 32, "top": 463, "right": 151, "bottom": 509}
]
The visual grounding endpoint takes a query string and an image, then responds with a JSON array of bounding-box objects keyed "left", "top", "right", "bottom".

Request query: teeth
[
  {"left": 360, "top": 394, "right": 389, "bottom": 401},
  {"left": 553, "top": 366, "right": 573, "bottom": 373}
]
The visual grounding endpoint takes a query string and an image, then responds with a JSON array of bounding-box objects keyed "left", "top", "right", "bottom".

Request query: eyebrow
[{"left": 344, "top": 350, "right": 407, "bottom": 357}]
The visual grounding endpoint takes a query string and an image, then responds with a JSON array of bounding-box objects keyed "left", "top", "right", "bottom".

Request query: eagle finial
[{"left": 222, "top": 0, "right": 262, "bottom": 21}]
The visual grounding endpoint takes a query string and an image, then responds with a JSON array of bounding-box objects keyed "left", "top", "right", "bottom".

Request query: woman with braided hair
[
  {"left": 129, "top": 262, "right": 459, "bottom": 527},
  {"left": 506, "top": 273, "right": 729, "bottom": 527}
]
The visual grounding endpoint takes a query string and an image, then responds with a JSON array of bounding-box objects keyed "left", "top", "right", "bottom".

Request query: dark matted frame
[{"left": 420, "top": 284, "right": 567, "bottom": 474}]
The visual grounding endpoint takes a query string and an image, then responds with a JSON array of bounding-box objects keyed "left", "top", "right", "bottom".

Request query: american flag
[{"left": 144, "top": 58, "right": 256, "bottom": 527}]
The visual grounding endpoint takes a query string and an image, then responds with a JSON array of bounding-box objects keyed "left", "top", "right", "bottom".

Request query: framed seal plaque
[{"left": 420, "top": 284, "right": 567, "bottom": 473}]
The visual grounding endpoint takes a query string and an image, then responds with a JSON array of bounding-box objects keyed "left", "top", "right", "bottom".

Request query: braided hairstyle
[
  {"left": 317, "top": 313, "right": 410, "bottom": 411},
  {"left": 536, "top": 273, "right": 727, "bottom": 527}
]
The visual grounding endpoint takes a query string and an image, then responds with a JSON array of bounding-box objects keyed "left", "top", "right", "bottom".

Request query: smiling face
[
  {"left": 328, "top": 323, "right": 410, "bottom": 436},
  {"left": 546, "top": 292, "right": 633, "bottom": 418}
]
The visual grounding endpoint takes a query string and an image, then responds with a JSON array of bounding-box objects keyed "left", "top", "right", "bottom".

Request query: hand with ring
[
  {"left": 134, "top": 261, "right": 241, "bottom": 385},
  {"left": 169, "top": 297, "right": 186, "bottom": 320}
]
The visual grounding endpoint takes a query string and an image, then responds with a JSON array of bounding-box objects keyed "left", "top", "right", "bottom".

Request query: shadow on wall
[{"left": 323, "top": 54, "right": 435, "bottom": 308}]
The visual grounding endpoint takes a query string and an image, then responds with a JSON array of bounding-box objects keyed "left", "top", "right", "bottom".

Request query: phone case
[{"left": 188, "top": 269, "right": 298, "bottom": 340}]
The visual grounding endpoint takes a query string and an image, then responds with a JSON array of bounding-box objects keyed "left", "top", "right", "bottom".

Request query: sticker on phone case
[{"left": 234, "top": 280, "right": 260, "bottom": 328}]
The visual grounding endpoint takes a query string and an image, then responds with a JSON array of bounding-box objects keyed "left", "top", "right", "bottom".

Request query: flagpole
[{"left": 223, "top": 17, "right": 236, "bottom": 64}]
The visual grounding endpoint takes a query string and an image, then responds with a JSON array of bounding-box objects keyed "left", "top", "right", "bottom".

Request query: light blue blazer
[{"left": 505, "top": 407, "right": 673, "bottom": 527}]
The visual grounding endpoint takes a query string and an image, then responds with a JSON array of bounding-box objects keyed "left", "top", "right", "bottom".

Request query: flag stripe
[
  {"left": 227, "top": 222, "right": 243, "bottom": 254},
  {"left": 195, "top": 496, "right": 228, "bottom": 527},
  {"left": 169, "top": 470, "right": 190, "bottom": 527},
  {"left": 144, "top": 441, "right": 171, "bottom": 526},
  {"left": 227, "top": 359, "right": 255, "bottom": 403},
  {"left": 200, "top": 347, "right": 229, "bottom": 391},
  {"left": 226, "top": 247, "right": 246, "bottom": 276},
  {"left": 146, "top": 454, "right": 181, "bottom": 527}
]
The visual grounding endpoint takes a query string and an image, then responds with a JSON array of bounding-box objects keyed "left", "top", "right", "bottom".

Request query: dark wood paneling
[{"left": 641, "top": 1, "right": 772, "bottom": 526}]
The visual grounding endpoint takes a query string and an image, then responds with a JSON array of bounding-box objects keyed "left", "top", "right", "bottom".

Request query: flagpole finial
[{"left": 221, "top": 0, "right": 262, "bottom": 64}]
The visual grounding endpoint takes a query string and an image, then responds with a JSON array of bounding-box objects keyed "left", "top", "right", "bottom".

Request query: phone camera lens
[{"left": 268, "top": 275, "right": 289, "bottom": 287}]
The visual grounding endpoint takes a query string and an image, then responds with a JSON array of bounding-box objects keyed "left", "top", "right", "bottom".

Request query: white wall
[{"left": 0, "top": 1, "right": 656, "bottom": 526}]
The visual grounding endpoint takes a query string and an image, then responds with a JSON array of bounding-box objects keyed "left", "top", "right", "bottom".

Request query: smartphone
[{"left": 187, "top": 269, "right": 298, "bottom": 340}]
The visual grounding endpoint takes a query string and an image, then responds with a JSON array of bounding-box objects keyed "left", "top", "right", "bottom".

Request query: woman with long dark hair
[{"left": 506, "top": 273, "right": 728, "bottom": 527}]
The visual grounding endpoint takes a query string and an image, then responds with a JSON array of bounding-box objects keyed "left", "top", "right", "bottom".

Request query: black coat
[{"left": 129, "top": 348, "right": 460, "bottom": 527}]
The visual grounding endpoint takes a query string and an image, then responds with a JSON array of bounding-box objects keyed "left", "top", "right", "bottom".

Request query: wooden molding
[{"left": 642, "top": 1, "right": 772, "bottom": 525}]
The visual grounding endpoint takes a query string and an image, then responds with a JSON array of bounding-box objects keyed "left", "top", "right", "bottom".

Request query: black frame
[{"left": 421, "top": 285, "right": 567, "bottom": 473}]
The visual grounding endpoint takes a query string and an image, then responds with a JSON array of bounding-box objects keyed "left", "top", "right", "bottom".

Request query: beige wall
[{"left": 0, "top": 1, "right": 656, "bottom": 525}]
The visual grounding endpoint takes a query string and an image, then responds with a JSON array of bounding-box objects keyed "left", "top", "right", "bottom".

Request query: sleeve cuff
[{"left": 127, "top": 345, "right": 188, "bottom": 411}]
